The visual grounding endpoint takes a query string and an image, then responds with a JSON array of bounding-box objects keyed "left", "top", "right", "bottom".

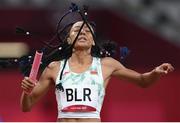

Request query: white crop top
[{"left": 55, "top": 57, "right": 105, "bottom": 119}]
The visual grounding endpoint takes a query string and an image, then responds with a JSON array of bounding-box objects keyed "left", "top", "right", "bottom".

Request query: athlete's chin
[
  {"left": 74, "top": 46, "right": 91, "bottom": 51},
  {"left": 74, "top": 43, "right": 91, "bottom": 49}
]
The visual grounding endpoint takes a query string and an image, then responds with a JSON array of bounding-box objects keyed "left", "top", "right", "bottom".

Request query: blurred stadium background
[{"left": 0, "top": 0, "right": 180, "bottom": 121}]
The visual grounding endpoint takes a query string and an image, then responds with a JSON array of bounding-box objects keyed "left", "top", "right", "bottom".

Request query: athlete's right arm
[{"left": 20, "top": 62, "right": 59, "bottom": 112}]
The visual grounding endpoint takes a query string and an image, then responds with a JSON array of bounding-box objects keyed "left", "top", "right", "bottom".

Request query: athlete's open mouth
[{"left": 78, "top": 36, "right": 87, "bottom": 41}]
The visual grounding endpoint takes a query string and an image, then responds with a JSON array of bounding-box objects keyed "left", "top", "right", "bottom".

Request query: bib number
[{"left": 60, "top": 85, "right": 98, "bottom": 112}]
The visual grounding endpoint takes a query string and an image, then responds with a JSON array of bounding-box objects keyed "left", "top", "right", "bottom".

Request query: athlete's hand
[
  {"left": 154, "top": 63, "right": 174, "bottom": 75},
  {"left": 21, "top": 77, "right": 36, "bottom": 94}
]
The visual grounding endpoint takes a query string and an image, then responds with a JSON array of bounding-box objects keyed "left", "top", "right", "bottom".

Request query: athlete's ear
[
  {"left": 92, "top": 40, "right": 95, "bottom": 46},
  {"left": 67, "top": 37, "right": 72, "bottom": 44}
]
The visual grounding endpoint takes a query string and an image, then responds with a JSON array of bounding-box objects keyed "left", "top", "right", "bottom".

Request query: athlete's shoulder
[
  {"left": 101, "top": 57, "right": 119, "bottom": 64},
  {"left": 101, "top": 57, "right": 125, "bottom": 69},
  {"left": 47, "top": 61, "right": 61, "bottom": 70},
  {"left": 41, "top": 61, "right": 61, "bottom": 79}
]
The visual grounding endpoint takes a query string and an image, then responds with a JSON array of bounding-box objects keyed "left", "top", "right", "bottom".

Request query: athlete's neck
[{"left": 70, "top": 50, "right": 92, "bottom": 65}]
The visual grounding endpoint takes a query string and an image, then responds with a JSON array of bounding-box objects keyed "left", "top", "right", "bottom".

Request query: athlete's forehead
[
  {"left": 71, "top": 21, "right": 94, "bottom": 31},
  {"left": 72, "top": 21, "right": 86, "bottom": 28}
]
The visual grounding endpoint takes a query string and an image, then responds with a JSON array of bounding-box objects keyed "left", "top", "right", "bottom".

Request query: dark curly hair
[{"left": 17, "top": 3, "right": 117, "bottom": 92}]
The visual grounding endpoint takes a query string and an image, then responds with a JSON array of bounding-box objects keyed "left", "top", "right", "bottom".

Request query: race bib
[{"left": 60, "top": 84, "right": 98, "bottom": 112}]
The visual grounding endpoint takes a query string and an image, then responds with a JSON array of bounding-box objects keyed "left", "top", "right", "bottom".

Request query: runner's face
[{"left": 68, "top": 21, "right": 95, "bottom": 49}]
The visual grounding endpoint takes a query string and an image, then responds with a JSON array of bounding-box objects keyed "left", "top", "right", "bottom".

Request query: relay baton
[{"left": 29, "top": 51, "right": 43, "bottom": 82}]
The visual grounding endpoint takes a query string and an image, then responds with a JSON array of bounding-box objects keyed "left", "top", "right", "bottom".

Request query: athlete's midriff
[{"left": 57, "top": 118, "right": 101, "bottom": 122}]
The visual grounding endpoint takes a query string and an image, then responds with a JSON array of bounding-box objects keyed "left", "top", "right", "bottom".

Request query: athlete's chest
[{"left": 68, "top": 63, "right": 92, "bottom": 73}]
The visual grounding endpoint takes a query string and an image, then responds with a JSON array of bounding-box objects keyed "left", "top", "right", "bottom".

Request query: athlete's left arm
[{"left": 109, "top": 58, "right": 174, "bottom": 88}]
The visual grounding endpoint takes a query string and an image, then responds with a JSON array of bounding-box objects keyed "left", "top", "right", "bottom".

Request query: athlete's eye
[
  {"left": 73, "top": 27, "right": 91, "bottom": 33},
  {"left": 74, "top": 29, "right": 79, "bottom": 32},
  {"left": 85, "top": 29, "right": 91, "bottom": 32},
  {"left": 73, "top": 27, "right": 80, "bottom": 32}
]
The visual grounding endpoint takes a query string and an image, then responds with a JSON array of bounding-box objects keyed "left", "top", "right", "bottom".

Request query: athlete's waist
[
  {"left": 57, "top": 118, "right": 101, "bottom": 122},
  {"left": 58, "top": 111, "right": 100, "bottom": 119}
]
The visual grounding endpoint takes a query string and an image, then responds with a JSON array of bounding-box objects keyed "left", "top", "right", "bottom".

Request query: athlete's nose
[{"left": 80, "top": 28, "right": 86, "bottom": 35}]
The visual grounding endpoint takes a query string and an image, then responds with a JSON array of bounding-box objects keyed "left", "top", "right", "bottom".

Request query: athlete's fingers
[
  {"left": 24, "top": 77, "right": 36, "bottom": 84},
  {"left": 22, "top": 79, "right": 35, "bottom": 88},
  {"left": 21, "top": 82, "right": 33, "bottom": 90}
]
